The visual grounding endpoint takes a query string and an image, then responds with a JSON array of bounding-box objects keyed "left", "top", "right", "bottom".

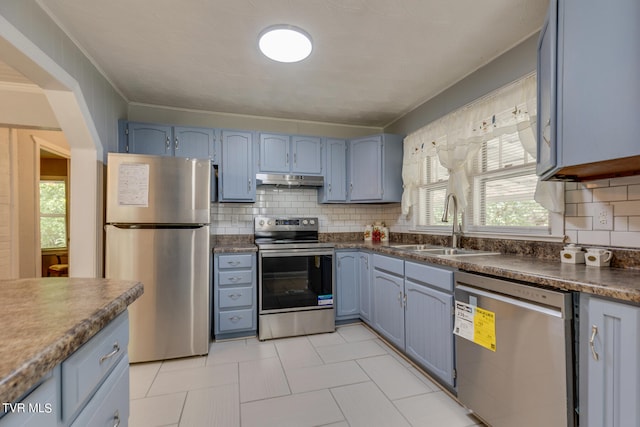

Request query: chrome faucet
[{"left": 442, "top": 193, "right": 462, "bottom": 248}]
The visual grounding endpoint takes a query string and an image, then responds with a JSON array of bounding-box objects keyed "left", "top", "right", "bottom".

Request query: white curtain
[{"left": 400, "top": 73, "right": 564, "bottom": 217}]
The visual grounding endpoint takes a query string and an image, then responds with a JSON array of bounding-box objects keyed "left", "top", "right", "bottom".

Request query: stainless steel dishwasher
[{"left": 454, "top": 271, "right": 575, "bottom": 427}]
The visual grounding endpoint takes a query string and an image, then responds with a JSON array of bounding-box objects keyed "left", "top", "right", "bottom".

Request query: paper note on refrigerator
[{"left": 117, "top": 163, "right": 150, "bottom": 207}]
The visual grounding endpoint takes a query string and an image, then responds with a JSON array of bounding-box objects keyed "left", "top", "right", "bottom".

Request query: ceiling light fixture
[{"left": 258, "top": 25, "right": 313, "bottom": 63}]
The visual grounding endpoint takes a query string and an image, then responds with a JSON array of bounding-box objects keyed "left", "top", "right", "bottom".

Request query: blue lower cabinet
[
  {"left": 335, "top": 251, "right": 359, "bottom": 321},
  {"left": 213, "top": 253, "right": 257, "bottom": 338},
  {"left": 581, "top": 295, "right": 640, "bottom": 426}
]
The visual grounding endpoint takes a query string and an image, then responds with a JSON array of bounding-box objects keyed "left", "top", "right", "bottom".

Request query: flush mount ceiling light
[{"left": 258, "top": 25, "right": 313, "bottom": 63}]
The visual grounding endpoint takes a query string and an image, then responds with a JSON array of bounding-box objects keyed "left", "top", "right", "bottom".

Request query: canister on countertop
[
  {"left": 380, "top": 225, "right": 389, "bottom": 242},
  {"left": 364, "top": 225, "right": 373, "bottom": 241},
  {"left": 560, "top": 244, "right": 585, "bottom": 264},
  {"left": 585, "top": 247, "right": 613, "bottom": 267}
]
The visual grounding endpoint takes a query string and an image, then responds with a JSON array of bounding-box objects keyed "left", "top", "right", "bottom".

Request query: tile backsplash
[
  {"left": 211, "top": 176, "right": 640, "bottom": 250},
  {"left": 565, "top": 175, "right": 640, "bottom": 248},
  {"left": 211, "top": 187, "right": 399, "bottom": 235}
]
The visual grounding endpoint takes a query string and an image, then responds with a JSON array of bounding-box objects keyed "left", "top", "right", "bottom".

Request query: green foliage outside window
[{"left": 40, "top": 180, "right": 67, "bottom": 249}]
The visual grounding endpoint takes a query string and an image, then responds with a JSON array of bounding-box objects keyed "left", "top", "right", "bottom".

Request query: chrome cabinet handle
[
  {"left": 112, "top": 410, "right": 121, "bottom": 427},
  {"left": 228, "top": 293, "right": 241, "bottom": 300},
  {"left": 175, "top": 137, "right": 179, "bottom": 149},
  {"left": 590, "top": 325, "right": 599, "bottom": 361},
  {"left": 165, "top": 137, "right": 170, "bottom": 150},
  {"left": 294, "top": 152, "right": 297, "bottom": 165},
  {"left": 229, "top": 315, "right": 242, "bottom": 323},
  {"left": 227, "top": 260, "right": 240, "bottom": 266},
  {"left": 398, "top": 291, "right": 402, "bottom": 307},
  {"left": 99, "top": 342, "right": 121, "bottom": 364},
  {"left": 286, "top": 153, "right": 289, "bottom": 165},
  {"left": 228, "top": 276, "right": 242, "bottom": 282},
  {"left": 328, "top": 183, "right": 332, "bottom": 193},
  {"left": 248, "top": 178, "right": 252, "bottom": 191}
]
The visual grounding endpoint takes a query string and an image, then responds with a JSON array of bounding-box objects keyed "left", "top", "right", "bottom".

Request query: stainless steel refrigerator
[{"left": 105, "top": 153, "right": 211, "bottom": 363}]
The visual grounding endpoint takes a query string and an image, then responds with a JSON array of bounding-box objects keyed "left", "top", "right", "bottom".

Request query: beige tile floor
[{"left": 129, "top": 323, "right": 483, "bottom": 427}]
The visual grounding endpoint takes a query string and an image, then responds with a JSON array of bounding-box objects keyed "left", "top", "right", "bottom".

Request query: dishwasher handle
[{"left": 456, "top": 284, "right": 564, "bottom": 318}]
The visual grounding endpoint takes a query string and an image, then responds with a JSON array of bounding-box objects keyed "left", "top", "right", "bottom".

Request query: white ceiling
[{"left": 36, "top": 0, "right": 548, "bottom": 127}]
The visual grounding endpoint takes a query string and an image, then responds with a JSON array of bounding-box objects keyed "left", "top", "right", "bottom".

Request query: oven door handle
[{"left": 259, "top": 249, "right": 334, "bottom": 257}]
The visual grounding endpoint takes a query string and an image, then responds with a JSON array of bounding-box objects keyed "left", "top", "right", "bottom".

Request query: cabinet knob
[{"left": 112, "top": 410, "right": 121, "bottom": 427}]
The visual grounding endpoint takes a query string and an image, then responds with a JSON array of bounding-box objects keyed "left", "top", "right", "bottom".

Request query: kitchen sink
[{"left": 390, "top": 244, "right": 499, "bottom": 257}]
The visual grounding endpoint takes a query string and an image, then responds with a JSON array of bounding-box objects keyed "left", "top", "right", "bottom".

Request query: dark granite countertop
[
  {"left": 334, "top": 241, "right": 640, "bottom": 304},
  {"left": 0, "top": 278, "right": 143, "bottom": 404},
  {"left": 212, "top": 244, "right": 258, "bottom": 253},
  {"left": 210, "top": 237, "right": 640, "bottom": 304}
]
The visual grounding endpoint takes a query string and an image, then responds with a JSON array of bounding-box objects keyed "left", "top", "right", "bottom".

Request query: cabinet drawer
[
  {"left": 405, "top": 261, "right": 454, "bottom": 292},
  {"left": 61, "top": 312, "right": 128, "bottom": 423},
  {"left": 373, "top": 254, "right": 404, "bottom": 276},
  {"left": 218, "top": 309, "right": 253, "bottom": 332},
  {"left": 70, "top": 356, "right": 129, "bottom": 427},
  {"left": 218, "top": 270, "right": 253, "bottom": 286},
  {"left": 218, "top": 287, "right": 254, "bottom": 308},
  {"left": 217, "top": 254, "right": 253, "bottom": 269}
]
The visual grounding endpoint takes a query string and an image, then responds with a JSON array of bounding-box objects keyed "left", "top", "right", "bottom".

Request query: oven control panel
[{"left": 255, "top": 216, "right": 318, "bottom": 231}]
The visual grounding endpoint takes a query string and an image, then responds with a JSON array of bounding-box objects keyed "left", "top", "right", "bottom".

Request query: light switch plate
[{"left": 593, "top": 203, "right": 614, "bottom": 231}]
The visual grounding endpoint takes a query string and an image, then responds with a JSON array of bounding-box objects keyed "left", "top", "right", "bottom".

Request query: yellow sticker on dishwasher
[
  {"left": 473, "top": 307, "right": 496, "bottom": 352},
  {"left": 453, "top": 301, "right": 496, "bottom": 352}
]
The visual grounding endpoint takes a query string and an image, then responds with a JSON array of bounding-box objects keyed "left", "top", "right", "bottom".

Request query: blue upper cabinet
[
  {"left": 174, "top": 126, "right": 216, "bottom": 160},
  {"left": 125, "top": 122, "right": 173, "bottom": 156},
  {"left": 121, "top": 121, "right": 218, "bottom": 162},
  {"left": 349, "top": 134, "right": 403, "bottom": 203},
  {"left": 219, "top": 130, "right": 255, "bottom": 202},
  {"left": 538, "top": 0, "right": 640, "bottom": 181},
  {"left": 259, "top": 133, "right": 290, "bottom": 173},
  {"left": 292, "top": 136, "right": 322, "bottom": 174},
  {"left": 319, "top": 133, "right": 403, "bottom": 204},
  {"left": 258, "top": 133, "right": 323, "bottom": 175},
  {"left": 318, "top": 138, "right": 347, "bottom": 203},
  {"left": 350, "top": 136, "right": 383, "bottom": 201}
]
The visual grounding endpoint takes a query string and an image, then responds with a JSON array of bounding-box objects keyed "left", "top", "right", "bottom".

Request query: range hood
[{"left": 255, "top": 173, "right": 324, "bottom": 187}]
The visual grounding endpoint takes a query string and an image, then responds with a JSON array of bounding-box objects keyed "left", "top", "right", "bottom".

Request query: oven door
[{"left": 259, "top": 248, "right": 334, "bottom": 314}]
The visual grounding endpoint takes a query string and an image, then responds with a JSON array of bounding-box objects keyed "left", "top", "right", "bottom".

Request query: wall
[
  {"left": 1, "top": 1, "right": 129, "bottom": 277},
  {"left": 0, "top": 128, "right": 15, "bottom": 279},
  {"left": 128, "top": 104, "right": 382, "bottom": 139}
]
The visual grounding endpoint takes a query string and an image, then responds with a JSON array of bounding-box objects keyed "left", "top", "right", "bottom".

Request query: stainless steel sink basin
[{"left": 390, "top": 244, "right": 499, "bottom": 257}]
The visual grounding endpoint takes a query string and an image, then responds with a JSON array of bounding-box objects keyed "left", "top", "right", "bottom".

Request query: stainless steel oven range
[{"left": 255, "top": 216, "right": 335, "bottom": 340}]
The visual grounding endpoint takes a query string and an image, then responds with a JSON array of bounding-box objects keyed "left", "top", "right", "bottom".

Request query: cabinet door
[
  {"left": 584, "top": 297, "right": 640, "bottom": 427},
  {"left": 259, "top": 133, "right": 290, "bottom": 173},
  {"left": 323, "top": 139, "right": 347, "bottom": 202},
  {"left": 292, "top": 136, "right": 322, "bottom": 174},
  {"left": 405, "top": 280, "right": 454, "bottom": 388},
  {"left": 536, "top": 0, "right": 557, "bottom": 176},
  {"left": 220, "top": 130, "right": 255, "bottom": 201},
  {"left": 372, "top": 269, "right": 404, "bottom": 349},
  {"left": 358, "top": 252, "right": 372, "bottom": 323},
  {"left": 127, "top": 122, "right": 172, "bottom": 156},
  {"left": 174, "top": 126, "right": 215, "bottom": 159},
  {"left": 350, "top": 136, "right": 383, "bottom": 201},
  {"left": 559, "top": 0, "right": 640, "bottom": 168},
  {"left": 336, "top": 252, "right": 359, "bottom": 319}
]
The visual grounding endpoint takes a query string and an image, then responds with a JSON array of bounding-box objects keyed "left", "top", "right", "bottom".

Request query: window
[
  {"left": 40, "top": 178, "right": 68, "bottom": 249},
  {"left": 468, "top": 132, "right": 550, "bottom": 233},
  {"left": 416, "top": 155, "right": 449, "bottom": 228},
  {"left": 404, "top": 73, "right": 563, "bottom": 238}
]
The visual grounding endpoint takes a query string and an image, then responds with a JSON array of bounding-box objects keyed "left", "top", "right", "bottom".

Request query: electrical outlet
[{"left": 593, "top": 203, "right": 613, "bottom": 231}]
